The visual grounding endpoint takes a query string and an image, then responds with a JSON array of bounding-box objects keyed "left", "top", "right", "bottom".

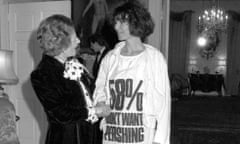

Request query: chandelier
[{"left": 197, "top": 0, "right": 228, "bottom": 33}]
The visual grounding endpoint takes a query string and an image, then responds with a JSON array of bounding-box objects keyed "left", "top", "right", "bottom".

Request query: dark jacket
[{"left": 31, "top": 55, "right": 94, "bottom": 144}]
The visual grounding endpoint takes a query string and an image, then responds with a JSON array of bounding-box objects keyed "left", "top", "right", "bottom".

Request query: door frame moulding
[{"left": 0, "top": 0, "right": 10, "bottom": 50}]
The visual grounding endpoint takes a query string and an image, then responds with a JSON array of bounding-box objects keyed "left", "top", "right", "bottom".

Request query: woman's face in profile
[{"left": 64, "top": 32, "right": 80, "bottom": 57}]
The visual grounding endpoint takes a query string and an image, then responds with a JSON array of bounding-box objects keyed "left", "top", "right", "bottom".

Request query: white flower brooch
[{"left": 63, "top": 58, "right": 98, "bottom": 123}]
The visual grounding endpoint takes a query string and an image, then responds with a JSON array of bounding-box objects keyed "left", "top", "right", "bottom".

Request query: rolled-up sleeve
[{"left": 93, "top": 54, "right": 110, "bottom": 105}]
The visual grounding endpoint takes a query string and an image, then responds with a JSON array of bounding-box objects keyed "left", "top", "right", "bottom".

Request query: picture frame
[{"left": 72, "top": 0, "right": 148, "bottom": 50}]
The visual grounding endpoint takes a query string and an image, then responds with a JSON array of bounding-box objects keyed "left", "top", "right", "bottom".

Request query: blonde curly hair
[{"left": 37, "top": 14, "right": 75, "bottom": 56}]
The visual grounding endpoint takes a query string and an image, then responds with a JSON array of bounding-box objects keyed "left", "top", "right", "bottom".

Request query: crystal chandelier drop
[{"left": 197, "top": 0, "right": 228, "bottom": 33}]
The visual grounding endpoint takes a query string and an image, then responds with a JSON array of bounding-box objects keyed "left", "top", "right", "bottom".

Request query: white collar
[{"left": 99, "top": 47, "right": 106, "bottom": 55}]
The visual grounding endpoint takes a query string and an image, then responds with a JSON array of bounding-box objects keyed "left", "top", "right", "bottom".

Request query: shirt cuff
[{"left": 86, "top": 107, "right": 98, "bottom": 123}]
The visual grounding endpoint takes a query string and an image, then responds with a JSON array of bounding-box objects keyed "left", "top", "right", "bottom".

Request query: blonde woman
[{"left": 31, "top": 14, "right": 110, "bottom": 144}]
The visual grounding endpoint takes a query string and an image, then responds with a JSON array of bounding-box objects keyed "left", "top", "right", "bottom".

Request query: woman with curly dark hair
[{"left": 93, "top": 1, "right": 171, "bottom": 144}]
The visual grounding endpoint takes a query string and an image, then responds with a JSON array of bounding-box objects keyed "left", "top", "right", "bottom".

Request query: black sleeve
[{"left": 30, "top": 71, "right": 88, "bottom": 124}]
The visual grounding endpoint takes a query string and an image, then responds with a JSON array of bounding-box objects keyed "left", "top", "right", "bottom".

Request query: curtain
[
  {"left": 226, "top": 11, "right": 240, "bottom": 95},
  {"left": 168, "top": 11, "right": 193, "bottom": 77}
]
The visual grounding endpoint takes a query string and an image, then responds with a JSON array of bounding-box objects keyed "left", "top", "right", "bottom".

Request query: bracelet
[{"left": 86, "top": 107, "right": 98, "bottom": 123}]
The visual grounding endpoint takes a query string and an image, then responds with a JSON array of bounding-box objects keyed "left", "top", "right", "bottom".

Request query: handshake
[{"left": 94, "top": 102, "right": 111, "bottom": 118}]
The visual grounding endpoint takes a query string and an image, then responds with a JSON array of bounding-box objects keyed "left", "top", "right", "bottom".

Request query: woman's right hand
[{"left": 94, "top": 102, "right": 111, "bottom": 117}]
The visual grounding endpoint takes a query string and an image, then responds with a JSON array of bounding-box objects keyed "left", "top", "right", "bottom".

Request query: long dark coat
[{"left": 31, "top": 55, "right": 95, "bottom": 144}]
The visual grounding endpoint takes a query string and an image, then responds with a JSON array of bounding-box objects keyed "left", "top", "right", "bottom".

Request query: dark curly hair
[
  {"left": 113, "top": 0, "right": 154, "bottom": 41},
  {"left": 37, "top": 14, "right": 75, "bottom": 56}
]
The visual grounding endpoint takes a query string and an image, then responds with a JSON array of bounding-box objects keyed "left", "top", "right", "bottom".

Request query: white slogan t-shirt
[{"left": 103, "top": 51, "right": 155, "bottom": 144}]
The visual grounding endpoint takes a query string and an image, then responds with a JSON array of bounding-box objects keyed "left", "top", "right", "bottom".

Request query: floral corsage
[{"left": 63, "top": 58, "right": 98, "bottom": 123}]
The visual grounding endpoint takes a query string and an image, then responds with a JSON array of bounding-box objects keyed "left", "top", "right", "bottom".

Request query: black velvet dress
[{"left": 31, "top": 55, "right": 96, "bottom": 144}]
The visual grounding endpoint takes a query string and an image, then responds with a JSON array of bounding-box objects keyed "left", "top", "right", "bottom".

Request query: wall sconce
[
  {"left": 189, "top": 59, "right": 197, "bottom": 65},
  {"left": 216, "top": 59, "right": 226, "bottom": 75},
  {"left": 218, "top": 59, "right": 226, "bottom": 66}
]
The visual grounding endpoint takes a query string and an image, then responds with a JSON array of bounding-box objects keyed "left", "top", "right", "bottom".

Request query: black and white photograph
[{"left": 0, "top": 0, "right": 240, "bottom": 144}]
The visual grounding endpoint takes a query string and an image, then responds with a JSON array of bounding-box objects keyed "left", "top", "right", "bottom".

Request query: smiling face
[{"left": 114, "top": 20, "right": 131, "bottom": 41}]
